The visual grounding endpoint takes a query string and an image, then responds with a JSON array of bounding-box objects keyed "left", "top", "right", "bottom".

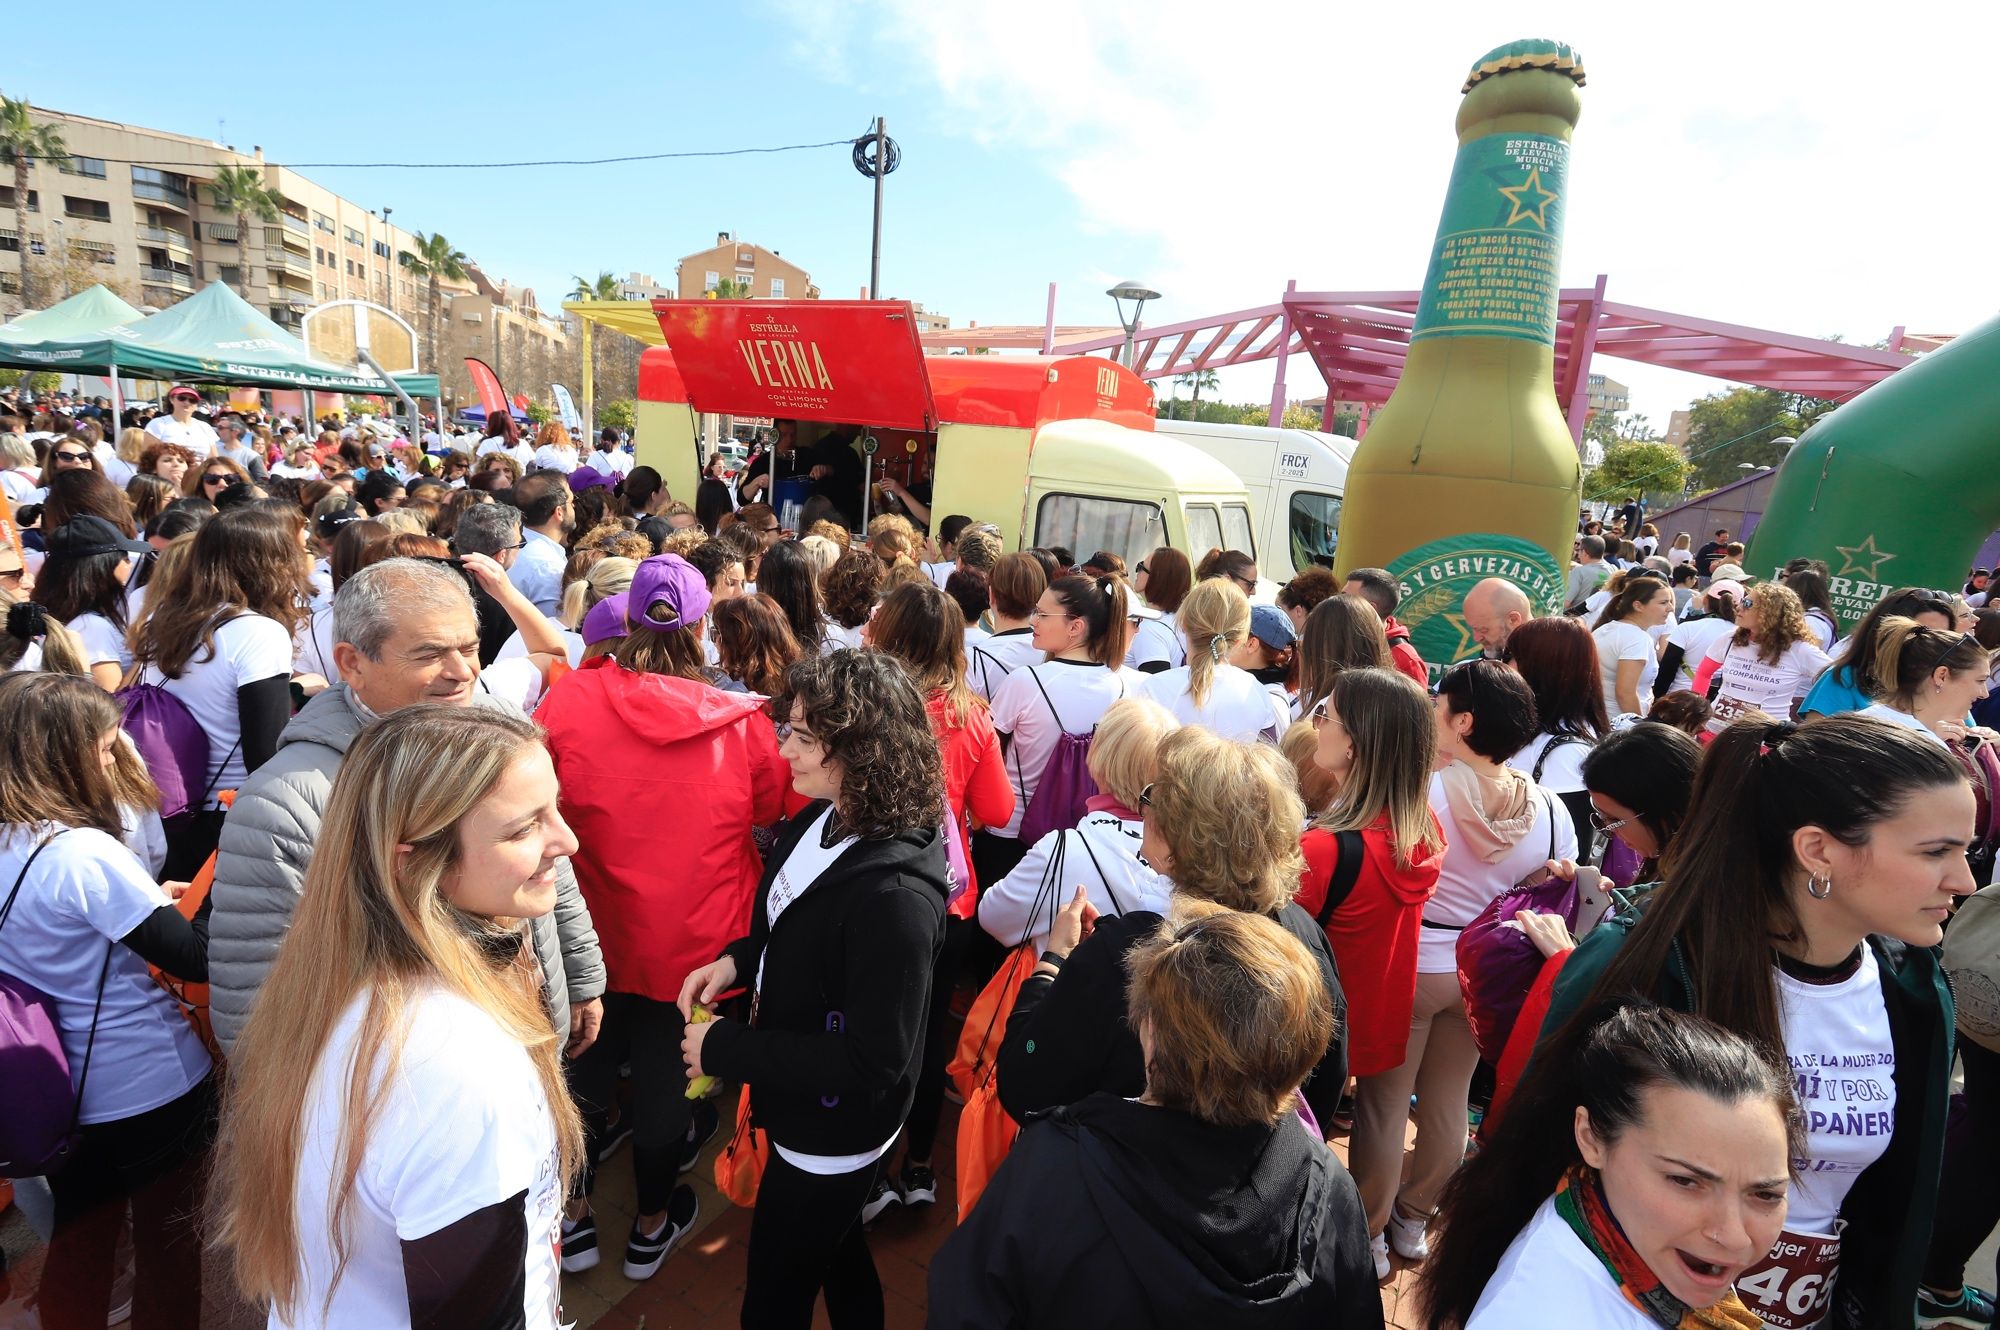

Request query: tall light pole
[{"left": 1106, "top": 281, "right": 1160, "bottom": 370}]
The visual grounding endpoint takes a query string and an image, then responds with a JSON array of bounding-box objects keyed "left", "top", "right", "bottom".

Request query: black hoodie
[
  {"left": 705, "top": 800, "right": 949, "bottom": 1156},
  {"left": 928, "top": 1094, "right": 1383, "bottom": 1329}
]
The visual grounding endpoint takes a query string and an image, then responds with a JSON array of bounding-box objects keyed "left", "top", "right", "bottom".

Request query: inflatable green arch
[{"left": 1744, "top": 314, "right": 2000, "bottom": 629}]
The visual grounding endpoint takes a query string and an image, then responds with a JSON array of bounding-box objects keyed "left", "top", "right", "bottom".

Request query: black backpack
[{"left": 1313, "top": 829, "right": 1367, "bottom": 926}]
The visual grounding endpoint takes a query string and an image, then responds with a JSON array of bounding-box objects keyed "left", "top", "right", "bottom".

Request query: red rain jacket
[{"left": 538, "top": 658, "right": 791, "bottom": 1003}]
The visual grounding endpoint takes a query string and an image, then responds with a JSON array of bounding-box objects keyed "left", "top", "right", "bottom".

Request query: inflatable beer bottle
[{"left": 1334, "top": 39, "right": 1586, "bottom": 668}]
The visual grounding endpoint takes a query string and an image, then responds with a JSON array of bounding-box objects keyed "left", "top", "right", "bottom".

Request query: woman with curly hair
[
  {"left": 136, "top": 440, "right": 195, "bottom": 490},
  {"left": 819, "top": 546, "right": 883, "bottom": 652},
  {"left": 1692, "top": 581, "right": 1830, "bottom": 734},
  {"left": 680, "top": 650, "right": 948, "bottom": 1330},
  {"left": 711, "top": 593, "right": 801, "bottom": 697}
]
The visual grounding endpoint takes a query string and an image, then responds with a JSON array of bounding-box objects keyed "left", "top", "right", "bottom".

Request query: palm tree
[
  {"left": 1174, "top": 368, "right": 1221, "bottom": 419},
  {"left": 400, "top": 232, "right": 470, "bottom": 374},
  {"left": 206, "top": 164, "right": 280, "bottom": 300},
  {"left": 0, "top": 94, "right": 66, "bottom": 312},
  {"left": 710, "top": 276, "right": 753, "bottom": 299},
  {"left": 569, "top": 272, "right": 621, "bottom": 400}
]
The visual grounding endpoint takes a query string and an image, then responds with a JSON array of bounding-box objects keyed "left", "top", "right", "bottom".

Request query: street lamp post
[{"left": 1106, "top": 281, "right": 1160, "bottom": 371}]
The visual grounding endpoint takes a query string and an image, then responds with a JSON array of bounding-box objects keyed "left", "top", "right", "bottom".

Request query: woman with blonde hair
[
  {"left": 214, "top": 706, "right": 583, "bottom": 1327},
  {"left": 1297, "top": 592, "right": 1395, "bottom": 719},
  {"left": 0, "top": 672, "right": 212, "bottom": 1330},
  {"left": 997, "top": 724, "right": 1348, "bottom": 1130},
  {"left": 1299, "top": 667, "right": 1448, "bottom": 1275},
  {"left": 1692, "top": 581, "right": 1830, "bottom": 733},
  {"left": 796, "top": 533, "right": 841, "bottom": 579},
  {"left": 1139, "top": 576, "right": 1289, "bottom": 742},
  {"left": 932, "top": 902, "right": 1379, "bottom": 1326},
  {"left": 110, "top": 425, "right": 152, "bottom": 487}
]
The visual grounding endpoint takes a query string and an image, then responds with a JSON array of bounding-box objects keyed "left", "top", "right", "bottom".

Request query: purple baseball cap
[
  {"left": 581, "top": 554, "right": 711, "bottom": 645},
  {"left": 567, "top": 464, "right": 617, "bottom": 493}
]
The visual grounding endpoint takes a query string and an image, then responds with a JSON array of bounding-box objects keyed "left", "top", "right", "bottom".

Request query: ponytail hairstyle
[
  {"left": 1176, "top": 576, "right": 1251, "bottom": 707},
  {"left": 871, "top": 580, "right": 979, "bottom": 728},
  {"left": 1591, "top": 572, "right": 1668, "bottom": 630},
  {"left": 1313, "top": 667, "right": 1445, "bottom": 867},
  {"left": 1296, "top": 594, "right": 1394, "bottom": 718},
  {"left": 1, "top": 596, "right": 91, "bottom": 677},
  {"left": 1568, "top": 714, "right": 1964, "bottom": 1061},
  {"left": 1702, "top": 583, "right": 1740, "bottom": 624},
  {"left": 1870, "top": 615, "right": 1992, "bottom": 709},
  {"left": 1194, "top": 547, "right": 1256, "bottom": 587},
  {"left": 1822, "top": 586, "right": 1956, "bottom": 695},
  {"left": 1048, "top": 572, "right": 1132, "bottom": 666},
  {"left": 1419, "top": 1002, "right": 1801, "bottom": 1330}
]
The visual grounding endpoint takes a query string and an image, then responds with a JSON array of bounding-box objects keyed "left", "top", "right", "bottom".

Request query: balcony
[
  {"left": 138, "top": 225, "right": 191, "bottom": 255},
  {"left": 132, "top": 182, "right": 191, "bottom": 211},
  {"left": 281, "top": 213, "right": 309, "bottom": 236},
  {"left": 266, "top": 248, "right": 312, "bottom": 278},
  {"left": 142, "top": 266, "right": 195, "bottom": 293},
  {"left": 269, "top": 270, "right": 314, "bottom": 297}
]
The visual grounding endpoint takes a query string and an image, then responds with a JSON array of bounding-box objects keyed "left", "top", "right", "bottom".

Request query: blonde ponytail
[{"left": 1177, "top": 578, "right": 1252, "bottom": 708}]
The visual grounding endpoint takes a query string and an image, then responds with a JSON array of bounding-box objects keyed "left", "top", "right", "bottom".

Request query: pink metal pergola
[{"left": 918, "top": 278, "right": 1917, "bottom": 442}]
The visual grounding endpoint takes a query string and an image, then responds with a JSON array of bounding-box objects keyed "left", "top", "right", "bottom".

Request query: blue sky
[{"left": 16, "top": 0, "right": 1999, "bottom": 423}]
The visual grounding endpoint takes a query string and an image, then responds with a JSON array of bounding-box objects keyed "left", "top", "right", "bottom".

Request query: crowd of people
[{"left": 3, "top": 390, "right": 1999, "bottom": 1330}]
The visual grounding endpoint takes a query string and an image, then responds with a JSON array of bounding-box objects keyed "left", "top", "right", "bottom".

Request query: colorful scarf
[{"left": 1553, "top": 1168, "right": 1764, "bottom": 1330}]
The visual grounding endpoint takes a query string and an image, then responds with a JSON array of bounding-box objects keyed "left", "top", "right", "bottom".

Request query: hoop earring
[{"left": 1807, "top": 872, "right": 1833, "bottom": 900}]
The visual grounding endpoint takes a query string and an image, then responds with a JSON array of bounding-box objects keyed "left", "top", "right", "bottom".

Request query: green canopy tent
[
  {"left": 0, "top": 284, "right": 145, "bottom": 346},
  {"left": 0, "top": 282, "right": 438, "bottom": 398}
]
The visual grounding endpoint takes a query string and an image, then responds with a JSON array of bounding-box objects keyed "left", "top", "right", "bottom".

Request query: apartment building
[
  {"left": 673, "top": 232, "right": 818, "bottom": 301},
  {"left": 1586, "top": 372, "right": 1631, "bottom": 415},
  {"left": 444, "top": 263, "right": 570, "bottom": 379},
  {"left": 0, "top": 107, "right": 430, "bottom": 334}
]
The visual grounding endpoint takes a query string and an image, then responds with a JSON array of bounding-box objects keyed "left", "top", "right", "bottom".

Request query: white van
[{"left": 1149, "top": 420, "right": 1354, "bottom": 581}]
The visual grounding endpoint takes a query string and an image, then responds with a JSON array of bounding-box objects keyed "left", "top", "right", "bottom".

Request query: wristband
[{"left": 1038, "top": 950, "right": 1066, "bottom": 971}]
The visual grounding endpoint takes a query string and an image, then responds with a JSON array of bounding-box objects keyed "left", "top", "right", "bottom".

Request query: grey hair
[
  {"left": 334, "top": 558, "right": 473, "bottom": 660},
  {"left": 451, "top": 500, "right": 522, "bottom": 558},
  {"left": 0, "top": 433, "right": 34, "bottom": 468}
]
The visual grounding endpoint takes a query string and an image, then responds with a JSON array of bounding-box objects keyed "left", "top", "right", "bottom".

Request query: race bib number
[
  {"left": 1709, "top": 690, "right": 1754, "bottom": 726},
  {"left": 1734, "top": 1224, "right": 1841, "bottom": 1329}
]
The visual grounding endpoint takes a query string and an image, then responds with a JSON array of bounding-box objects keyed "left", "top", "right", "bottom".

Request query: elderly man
[
  {"left": 1462, "top": 577, "right": 1534, "bottom": 659},
  {"left": 212, "top": 413, "right": 268, "bottom": 481},
  {"left": 207, "top": 556, "right": 603, "bottom": 1057}
]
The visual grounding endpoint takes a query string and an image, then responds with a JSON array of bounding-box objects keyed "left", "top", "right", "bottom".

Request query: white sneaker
[
  {"left": 1388, "top": 1210, "right": 1430, "bottom": 1262},
  {"left": 1370, "top": 1231, "right": 1391, "bottom": 1282}
]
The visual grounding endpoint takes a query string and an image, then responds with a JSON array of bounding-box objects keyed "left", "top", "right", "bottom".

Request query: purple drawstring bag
[{"left": 1455, "top": 791, "right": 1573, "bottom": 1066}]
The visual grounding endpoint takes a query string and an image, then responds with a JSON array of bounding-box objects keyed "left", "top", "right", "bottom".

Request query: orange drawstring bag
[{"left": 714, "top": 1084, "right": 768, "bottom": 1208}]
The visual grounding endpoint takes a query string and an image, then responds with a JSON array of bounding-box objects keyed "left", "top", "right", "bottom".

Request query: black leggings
[
  {"left": 903, "top": 914, "right": 973, "bottom": 1163},
  {"left": 1924, "top": 1038, "right": 2000, "bottom": 1290},
  {"left": 568, "top": 991, "right": 691, "bottom": 1214},
  {"left": 42, "top": 1074, "right": 217, "bottom": 1330},
  {"left": 741, "top": 1151, "right": 883, "bottom": 1329}
]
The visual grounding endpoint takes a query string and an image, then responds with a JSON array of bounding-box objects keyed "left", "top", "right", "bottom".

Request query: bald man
[{"left": 1463, "top": 578, "right": 1534, "bottom": 658}]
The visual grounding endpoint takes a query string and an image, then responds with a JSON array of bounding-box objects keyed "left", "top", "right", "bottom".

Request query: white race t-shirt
[
  {"left": 530, "top": 444, "right": 579, "bottom": 474},
  {"left": 822, "top": 619, "right": 866, "bottom": 655},
  {"left": 0, "top": 825, "right": 211, "bottom": 1123},
  {"left": 143, "top": 414, "right": 219, "bottom": 458},
  {"left": 69, "top": 609, "right": 132, "bottom": 673},
  {"left": 988, "top": 660, "right": 1140, "bottom": 840},
  {"left": 477, "top": 658, "right": 546, "bottom": 714},
  {"left": 1125, "top": 612, "right": 1187, "bottom": 672},
  {"left": 969, "top": 628, "right": 1042, "bottom": 702},
  {"left": 1467, "top": 1196, "right": 1657, "bottom": 1330},
  {"left": 293, "top": 604, "right": 338, "bottom": 680},
  {"left": 1505, "top": 732, "right": 1593, "bottom": 794},
  {"left": 1667, "top": 546, "right": 1694, "bottom": 567},
  {"left": 144, "top": 613, "right": 295, "bottom": 805},
  {"left": 963, "top": 624, "right": 990, "bottom": 658},
  {"left": 1421, "top": 773, "right": 1578, "bottom": 972},
  {"left": 1138, "top": 663, "right": 1288, "bottom": 743},
  {"left": 1593, "top": 620, "right": 1659, "bottom": 718},
  {"left": 1666, "top": 616, "right": 1735, "bottom": 690},
  {"left": 1774, "top": 947, "right": 1896, "bottom": 1238},
  {"left": 1854, "top": 703, "right": 1947, "bottom": 746},
  {"left": 498, "top": 624, "right": 586, "bottom": 669},
  {"left": 281, "top": 986, "right": 563, "bottom": 1330},
  {"left": 1705, "top": 637, "right": 1831, "bottom": 733},
  {"left": 977, "top": 811, "right": 1171, "bottom": 954}
]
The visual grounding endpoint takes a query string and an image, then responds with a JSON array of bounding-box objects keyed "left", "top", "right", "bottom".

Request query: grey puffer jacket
[{"left": 208, "top": 684, "right": 605, "bottom": 1057}]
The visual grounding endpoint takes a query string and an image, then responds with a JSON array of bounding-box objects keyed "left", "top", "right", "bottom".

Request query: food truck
[{"left": 634, "top": 300, "right": 1258, "bottom": 571}]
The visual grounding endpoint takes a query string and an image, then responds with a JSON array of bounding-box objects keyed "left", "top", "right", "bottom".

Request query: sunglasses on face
[
  {"left": 203, "top": 473, "right": 236, "bottom": 487},
  {"left": 1138, "top": 783, "right": 1154, "bottom": 809},
  {"left": 53, "top": 450, "right": 92, "bottom": 464}
]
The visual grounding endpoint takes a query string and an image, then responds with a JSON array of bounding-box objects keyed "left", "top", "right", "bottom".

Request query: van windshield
[
  {"left": 1036, "top": 493, "right": 1164, "bottom": 572},
  {"left": 1221, "top": 504, "right": 1256, "bottom": 562}
]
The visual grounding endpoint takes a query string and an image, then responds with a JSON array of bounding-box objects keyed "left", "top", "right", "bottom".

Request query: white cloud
[{"left": 781, "top": 0, "right": 2000, "bottom": 419}]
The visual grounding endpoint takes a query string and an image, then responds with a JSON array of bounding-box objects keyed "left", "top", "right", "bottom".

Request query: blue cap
[{"left": 1248, "top": 604, "right": 1297, "bottom": 649}]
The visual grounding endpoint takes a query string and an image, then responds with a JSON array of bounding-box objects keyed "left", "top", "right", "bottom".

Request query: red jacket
[
  {"left": 538, "top": 657, "right": 790, "bottom": 1002},
  {"left": 1382, "top": 615, "right": 1430, "bottom": 688},
  {"left": 927, "top": 690, "right": 1014, "bottom": 916},
  {"left": 1295, "top": 811, "right": 1445, "bottom": 1078}
]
